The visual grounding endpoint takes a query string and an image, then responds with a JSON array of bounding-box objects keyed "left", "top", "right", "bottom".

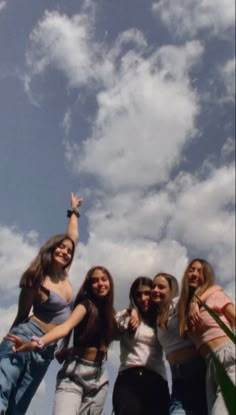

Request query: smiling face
[
  {"left": 52, "top": 238, "right": 74, "bottom": 269},
  {"left": 152, "top": 275, "right": 171, "bottom": 307},
  {"left": 90, "top": 268, "right": 110, "bottom": 298},
  {"left": 187, "top": 260, "right": 204, "bottom": 290},
  {"left": 134, "top": 285, "right": 152, "bottom": 314}
]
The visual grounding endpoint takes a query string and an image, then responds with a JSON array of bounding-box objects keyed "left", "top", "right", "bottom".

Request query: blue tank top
[{"left": 33, "top": 286, "right": 73, "bottom": 324}]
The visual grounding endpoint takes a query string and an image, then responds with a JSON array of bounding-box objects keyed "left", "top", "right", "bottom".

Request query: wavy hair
[
  {"left": 178, "top": 258, "right": 215, "bottom": 335},
  {"left": 20, "top": 234, "right": 75, "bottom": 288}
]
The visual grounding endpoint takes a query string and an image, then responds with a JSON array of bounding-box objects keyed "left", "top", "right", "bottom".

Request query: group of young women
[{"left": 0, "top": 194, "right": 235, "bottom": 415}]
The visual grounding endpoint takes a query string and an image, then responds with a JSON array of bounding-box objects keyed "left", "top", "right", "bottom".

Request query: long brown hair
[
  {"left": 153, "top": 273, "right": 179, "bottom": 329},
  {"left": 20, "top": 234, "right": 75, "bottom": 288},
  {"left": 74, "top": 266, "right": 116, "bottom": 347},
  {"left": 129, "top": 276, "right": 157, "bottom": 327},
  {"left": 178, "top": 258, "right": 215, "bottom": 335}
]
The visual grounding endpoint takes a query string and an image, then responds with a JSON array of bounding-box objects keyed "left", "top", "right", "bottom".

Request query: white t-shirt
[{"left": 116, "top": 309, "right": 167, "bottom": 380}]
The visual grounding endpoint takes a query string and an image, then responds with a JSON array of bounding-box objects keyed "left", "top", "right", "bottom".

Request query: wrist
[
  {"left": 67, "top": 208, "right": 80, "bottom": 218},
  {"left": 30, "top": 336, "right": 45, "bottom": 349},
  {"left": 192, "top": 296, "right": 202, "bottom": 307}
]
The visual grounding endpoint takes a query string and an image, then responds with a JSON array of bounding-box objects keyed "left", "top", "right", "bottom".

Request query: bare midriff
[
  {"left": 30, "top": 315, "right": 59, "bottom": 333},
  {"left": 167, "top": 346, "right": 197, "bottom": 365},
  {"left": 199, "top": 335, "right": 230, "bottom": 358}
]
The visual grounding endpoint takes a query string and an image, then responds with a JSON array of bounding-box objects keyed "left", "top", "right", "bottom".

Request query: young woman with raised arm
[
  {"left": 0, "top": 192, "right": 82, "bottom": 415},
  {"left": 7, "top": 265, "right": 116, "bottom": 415}
]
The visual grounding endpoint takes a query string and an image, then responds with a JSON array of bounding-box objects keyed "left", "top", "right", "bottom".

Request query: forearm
[
  {"left": 66, "top": 193, "right": 83, "bottom": 244},
  {"left": 66, "top": 213, "right": 79, "bottom": 244},
  {"left": 40, "top": 324, "right": 71, "bottom": 346}
]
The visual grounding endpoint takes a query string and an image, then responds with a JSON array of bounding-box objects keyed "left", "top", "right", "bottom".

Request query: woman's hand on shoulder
[
  {"left": 128, "top": 309, "right": 140, "bottom": 332},
  {"left": 4, "top": 333, "right": 37, "bottom": 353},
  {"left": 188, "top": 301, "right": 203, "bottom": 329}
]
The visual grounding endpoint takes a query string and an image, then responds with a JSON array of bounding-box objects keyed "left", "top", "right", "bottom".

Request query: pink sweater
[{"left": 189, "top": 290, "right": 233, "bottom": 350}]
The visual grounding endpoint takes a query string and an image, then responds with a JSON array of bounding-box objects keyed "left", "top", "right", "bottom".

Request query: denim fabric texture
[
  {"left": 53, "top": 354, "right": 108, "bottom": 415},
  {"left": 0, "top": 319, "right": 55, "bottom": 415},
  {"left": 169, "top": 355, "right": 208, "bottom": 415}
]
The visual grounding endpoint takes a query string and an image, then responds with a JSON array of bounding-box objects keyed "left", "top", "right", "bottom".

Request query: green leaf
[{"left": 195, "top": 295, "right": 236, "bottom": 344}]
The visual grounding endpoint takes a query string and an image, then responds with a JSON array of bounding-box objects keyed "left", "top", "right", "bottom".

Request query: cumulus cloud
[
  {"left": 219, "top": 58, "right": 235, "bottom": 102},
  {"left": 0, "top": 1, "right": 6, "bottom": 13},
  {"left": 152, "top": 0, "right": 235, "bottom": 38},
  {"left": 0, "top": 227, "right": 39, "bottom": 334},
  {"left": 68, "top": 41, "right": 203, "bottom": 191},
  {"left": 22, "top": 8, "right": 234, "bottom": 301},
  {"left": 0, "top": 226, "right": 38, "bottom": 300},
  {"left": 24, "top": 9, "right": 204, "bottom": 193},
  {"left": 221, "top": 137, "right": 235, "bottom": 160}
]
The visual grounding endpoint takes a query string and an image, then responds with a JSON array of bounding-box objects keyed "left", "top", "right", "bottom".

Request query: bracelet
[
  {"left": 67, "top": 208, "right": 80, "bottom": 218},
  {"left": 31, "top": 336, "right": 45, "bottom": 349}
]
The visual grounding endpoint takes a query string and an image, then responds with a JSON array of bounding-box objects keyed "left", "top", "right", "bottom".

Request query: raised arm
[
  {"left": 7, "top": 303, "right": 87, "bottom": 352},
  {"left": 66, "top": 192, "right": 83, "bottom": 244}
]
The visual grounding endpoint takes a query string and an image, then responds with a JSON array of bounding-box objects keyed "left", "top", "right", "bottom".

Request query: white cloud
[
  {"left": 152, "top": 0, "right": 235, "bottom": 38},
  {"left": 0, "top": 226, "right": 38, "bottom": 298},
  {"left": 25, "top": 10, "right": 204, "bottom": 193},
  {"left": 0, "top": 1, "right": 6, "bottom": 13},
  {"left": 221, "top": 137, "right": 235, "bottom": 160},
  {"left": 68, "top": 41, "right": 203, "bottom": 191},
  {"left": 219, "top": 58, "right": 235, "bottom": 102}
]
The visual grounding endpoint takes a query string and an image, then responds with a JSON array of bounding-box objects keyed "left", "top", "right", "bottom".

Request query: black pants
[{"left": 112, "top": 366, "right": 170, "bottom": 415}]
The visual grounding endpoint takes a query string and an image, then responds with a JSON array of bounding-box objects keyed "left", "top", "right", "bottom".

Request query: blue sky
[{"left": 0, "top": 0, "right": 235, "bottom": 414}]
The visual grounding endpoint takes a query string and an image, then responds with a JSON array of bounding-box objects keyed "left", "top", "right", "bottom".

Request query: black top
[{"left": 73, "top": 299, "right": 105, "bottom": 348}]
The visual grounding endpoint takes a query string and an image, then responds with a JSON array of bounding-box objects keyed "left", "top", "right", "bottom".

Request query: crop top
[
  {"left": 33, "top": 286, "right": 73, "bottom": 324},
  {"left": 189, "top": 291, "right": 233, "bottom": 350},
  {"left": 157, "top": 297, "right": 193, "bottom": 357},
  {"left": 73, "top": 299, "right": 106, "bottom": 349},
  {"left": 116, "top": 309, "right": 167, "bottom": 380}
]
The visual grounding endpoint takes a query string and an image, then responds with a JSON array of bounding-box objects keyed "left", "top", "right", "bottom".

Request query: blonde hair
[
  {"left": 178, "top": 258, "right": 215, "bottom": 336},
  {"left": 153, "top": 273, "right": 179, "bottom": 329}
]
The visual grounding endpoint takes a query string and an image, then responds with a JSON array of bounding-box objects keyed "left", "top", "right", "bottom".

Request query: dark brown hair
[
  {"left": 20, "top": 234, "right": 75, "bottom": 288},
  {"left": 74, "top": 266, "right": 116, "bottom": 347},
  {"left": 129, "top": 276, "right": 156, "bottom": 327},
  {"left": 178, "top": 258, "right": 215, "bottom": 335},
  {"left": 153, "top": 273, "right": 179, "bottom": 329}
]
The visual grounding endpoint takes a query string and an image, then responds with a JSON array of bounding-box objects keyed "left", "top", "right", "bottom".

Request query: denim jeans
[
  {"left": 206, "top": 341, "right": 235, "bottom": 415},
  {"left": 53, "top": 354, "right": 109, "bottom": 415},
  {"left": 0, "top": 319, "right": 55, "bottom": 415},
  {"left": 169, "top": 355, "right": 208, "bottom": 415}
]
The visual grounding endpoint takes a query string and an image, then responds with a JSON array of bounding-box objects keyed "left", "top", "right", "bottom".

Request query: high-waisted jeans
[
  {"left": 53, "top": 353, "right": 108, "bottom": 415},
  {"left": 0, "top": 318, "right": 55, "bottom": 415},
  {"left": 169, "top": 354, "right": 208, "bottom": 415}
]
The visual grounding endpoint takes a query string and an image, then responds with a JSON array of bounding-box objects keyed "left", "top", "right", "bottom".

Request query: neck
[{"left": 49, "top": 268, "right": 67, "bottom": 282}]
